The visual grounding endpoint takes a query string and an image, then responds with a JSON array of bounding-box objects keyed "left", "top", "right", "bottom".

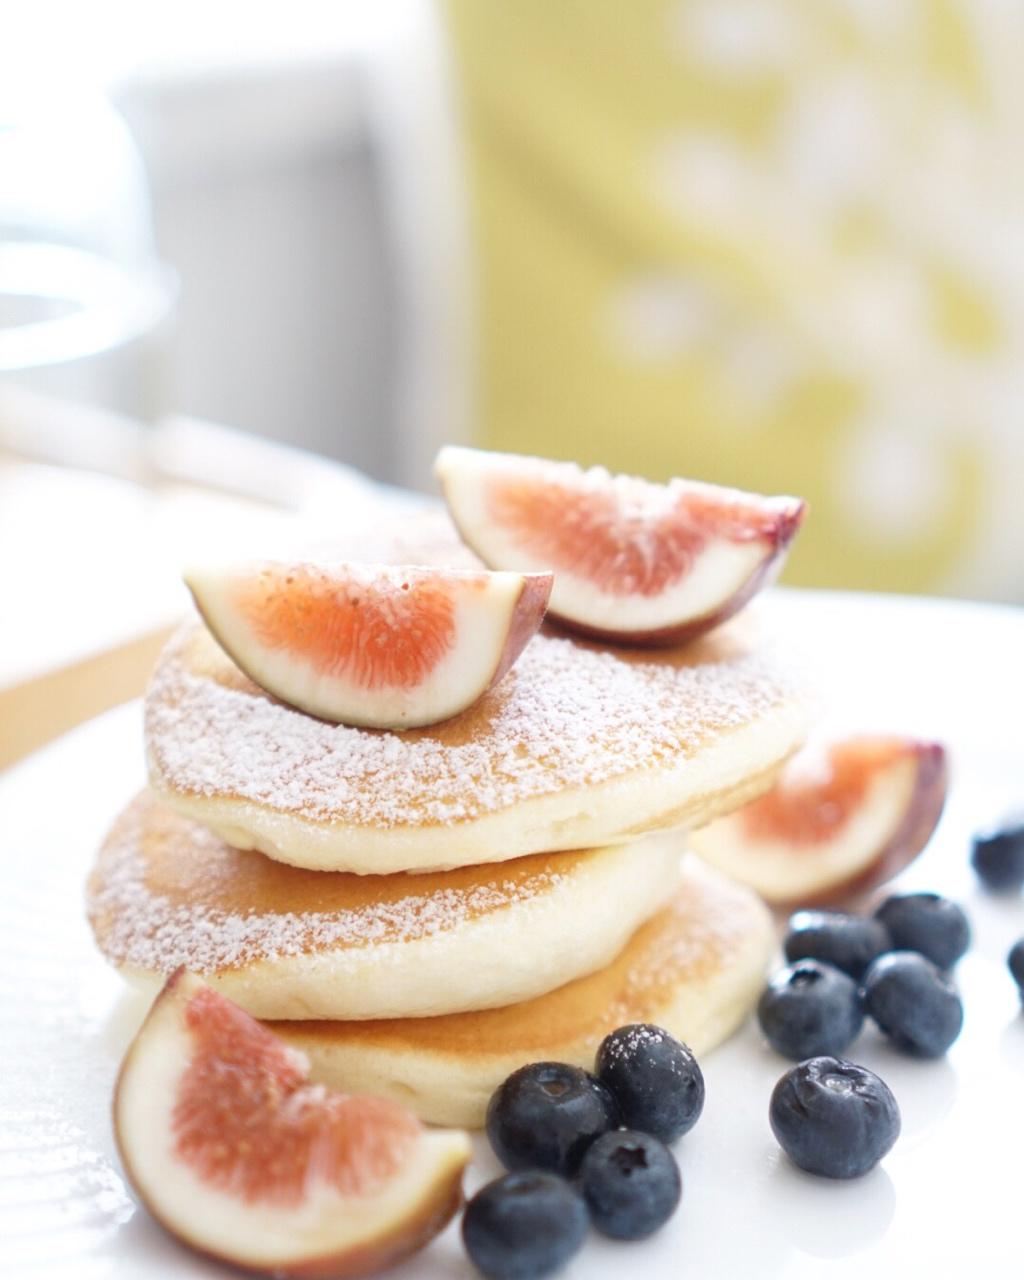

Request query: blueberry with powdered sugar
[{"left": 595, "top": 1023, "right": 705, "bottom": 1143}]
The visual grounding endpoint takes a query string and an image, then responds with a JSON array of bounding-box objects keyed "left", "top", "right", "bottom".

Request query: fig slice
[
  {"left": 435, "top": 445, "right": 805, "bottom": 645},
  {"left": 114, "top": 969, "right": 470, "bottom": 1279},
  {"left": 691, "top": 735, "right": 948, "bottom": 906},
  {"left": 185, "top": 559, "right": 552, "bottom": 728}
]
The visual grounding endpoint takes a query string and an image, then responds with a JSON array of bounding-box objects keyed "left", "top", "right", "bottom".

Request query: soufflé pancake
[
  {"left": 268, "top": 856, "right": 773, "bottom": 1127},
  {"left": 91, "top": 483, "right": 813, "bottom": 1139},
  {"left": 88, "top": 792, "right": 683, "bottom": 1020},
  {"left": 145, "top": 610, "right": 809, "bottom": 875}
]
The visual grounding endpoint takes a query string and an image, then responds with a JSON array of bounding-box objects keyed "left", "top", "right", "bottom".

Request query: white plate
[{"left": 1, "top": 591, "right": 1022, "bottom": 1280}]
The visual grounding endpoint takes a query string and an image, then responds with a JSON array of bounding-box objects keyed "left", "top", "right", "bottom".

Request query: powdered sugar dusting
[
  {"left": 599, "top": 1023, "right": 670, "bottom": 1064},
  {"left": 145, "top": 621, "right": 801, "bottom": 831},
  {"left": 87, "top": 795, "right": 570, "bottom": 974},
  {"left": 627, "top": 866, "right": 765, "bottom": 992}
]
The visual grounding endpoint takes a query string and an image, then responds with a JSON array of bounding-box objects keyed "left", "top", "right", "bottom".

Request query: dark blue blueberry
[
  {"left": 462, "top": 1171, "right": 588, "bottom": 1280},
  {"left": 769, "top": 1055, "right": 900, "bottom": 1179},
  {"left": 579, "top": 1129, "right": 681, "bottom": 1240},
  {"left": 784, "top": 910, "right": 891, "bottom": 980},
  {"left": 486, "top": 1061, "right": 620, "bottom": 1176},
  {"left": 873, "top": 892, "right": 970, "bottom": 969},
  {"left": 757, "top": 960, "right": 863, "bottom": 1060},
  {"left": 595, "top": 1023, "right": 704, "bottom": 1143},
  {"left": 861, "top": 951, "right": 963, "bottom": 1057},
  {"left": 1008, "top": 939, "right": 1024, "bottom": 998},
  {"left": 971, "top": 822, "right": 1024, "bottom": 892}
]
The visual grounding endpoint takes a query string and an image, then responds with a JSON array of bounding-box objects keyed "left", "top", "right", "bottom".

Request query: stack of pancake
[{"left": 87, "top": 518, "right": 809, "bottom": 1127}]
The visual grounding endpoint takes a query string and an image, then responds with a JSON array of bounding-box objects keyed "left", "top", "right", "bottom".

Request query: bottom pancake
[{"left": 268, "top": 857, "right": 773, "bottom": 1128}]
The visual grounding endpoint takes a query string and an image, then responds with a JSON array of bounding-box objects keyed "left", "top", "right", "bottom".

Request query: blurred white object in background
[
  {"left": 0, "top": 6, "right": 432, "bottom": 486},
  {"left": 0, "top": 82, "right": 176, "bottom": 427},
  {"left": 360, "top": 0, "right": 473, "bottom": 493},
  {"left": 115, "top": 57, "right": 392, "bottom": 478}
]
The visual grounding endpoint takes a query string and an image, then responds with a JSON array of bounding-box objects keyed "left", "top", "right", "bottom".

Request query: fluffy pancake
[
  {"left": 268, "top": 857, "right": 773, "bottom": 1127},
  {"left": 87, "top": 791, "right": 684, "bottom": 1021},
  {"left": 145, "top": 608, "right": 809, "bottom": 875}
]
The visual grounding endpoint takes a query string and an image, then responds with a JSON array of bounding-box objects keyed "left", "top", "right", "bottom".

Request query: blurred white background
[{"left": 4, "top": 3, "right": 435, "bottom": 481}]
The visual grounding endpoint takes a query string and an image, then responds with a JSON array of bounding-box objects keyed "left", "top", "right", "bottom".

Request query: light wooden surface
[{"left": 0, "top": 627, "right": 174, "bottom": 769}]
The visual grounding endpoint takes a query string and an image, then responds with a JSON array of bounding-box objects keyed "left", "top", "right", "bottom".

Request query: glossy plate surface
[{"left": 1, "top": 591, "right": 1022, "bottom": 1279}]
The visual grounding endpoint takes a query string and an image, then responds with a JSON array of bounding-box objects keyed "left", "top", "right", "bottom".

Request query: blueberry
[
  {"left": 595, "top": 1023, "right": 704, "bottom": 1143},
  {"left": 769, "top": 1056, "right": 900, "bottom": 1179},
  {"left": 486, "top": 1061, "right": 620, "bottom": 1176},
  {"left": 784, "top": 910, "right": 891, "bottom": 980},
  {"left": 861, "top": 951, "right": 963, "bottom": 1057},
  {"left": 971, "top": 822, "right": 1024, "bottom": 891},
  {"left": 758, "top": 960, "right": 864, "bottom": 1060},
  {"left": 579, "top": 1129, "right": 681, "bottom": 1240},
  {"left": 873, "top": 892, "right": 970, "bottom": 969},
  {"left": 1008, "top": 939, "right": 1024, "bottom": 998},
  {"left": 462, "top": 1171, "right": 588, "bottom": 1280}
]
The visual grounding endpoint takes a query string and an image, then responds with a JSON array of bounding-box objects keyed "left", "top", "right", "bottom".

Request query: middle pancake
[{"left": 87, "top": 791, "right": 683, "bottom": 1021}]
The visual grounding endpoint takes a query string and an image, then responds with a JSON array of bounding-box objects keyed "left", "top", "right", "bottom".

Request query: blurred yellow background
[{"left": 444, "top": 0, "right": 1022, "bottom": 594}]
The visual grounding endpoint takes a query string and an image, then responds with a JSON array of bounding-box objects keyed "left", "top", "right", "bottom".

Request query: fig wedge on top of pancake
[
  {"left": 435, "top": 445, "right": 805, "bottom": 646},
  {"left": 185, "top": 560, "right": 551, "bottom": 730},
  {"left": 691, "top": 735, "right": 948, "bottom": 906}
]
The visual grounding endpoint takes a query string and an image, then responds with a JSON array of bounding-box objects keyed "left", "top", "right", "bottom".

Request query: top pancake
[{"left": 145, "top": 516, "right": 811, "bottom": 874}]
